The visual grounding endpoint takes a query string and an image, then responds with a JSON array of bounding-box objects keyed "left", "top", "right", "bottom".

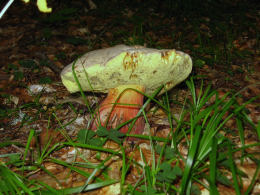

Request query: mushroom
[{"left": 61, "top": 45, "right": 192, "bottom": 141}]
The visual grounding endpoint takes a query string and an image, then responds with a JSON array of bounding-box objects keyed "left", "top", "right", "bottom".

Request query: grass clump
[{"left": 2, "top": 78, "right": 258, "bottom": 194}]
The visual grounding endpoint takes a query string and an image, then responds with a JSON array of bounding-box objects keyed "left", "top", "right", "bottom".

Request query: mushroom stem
[{"left": 91, "top": 85, "right": 145, "bottom": 140}]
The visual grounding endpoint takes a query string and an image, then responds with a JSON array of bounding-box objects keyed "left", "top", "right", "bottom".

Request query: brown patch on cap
[
  {"left": 161, "top": 50, "right": 171, "bottom": 62},
  {"left": 123, "top": 52, "right": 140, "bottom": 70}
]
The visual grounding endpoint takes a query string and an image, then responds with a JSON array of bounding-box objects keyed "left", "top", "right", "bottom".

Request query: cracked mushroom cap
[{"left": 60, "top": 45, "right": 192, "bottom": 95}]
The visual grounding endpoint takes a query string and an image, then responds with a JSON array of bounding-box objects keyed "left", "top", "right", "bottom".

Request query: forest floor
[{"left": 0, "top": 0, "right": 259, "bottom": 194}]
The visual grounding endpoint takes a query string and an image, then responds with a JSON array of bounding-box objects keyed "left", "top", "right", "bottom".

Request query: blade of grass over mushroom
[
  {"left": 90, "top": 84, "right": 146, "bottom": 137},
  {"left": 96, "top": 85, "right": 165, "bottom": 141},
  {"left": 81, "top": 61, "right": 103, "bottom": 127},
  {"left": 124, "top": 85, "right": 164, "bottom": 136},
  {"left": 98, "top": 86, "right": 147, "bottom": 130},
  {"left": 72, "top": 61, "right": 92, "bottom": 114}
]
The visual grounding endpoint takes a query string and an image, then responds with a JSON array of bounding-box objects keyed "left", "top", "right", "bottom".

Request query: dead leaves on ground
[{"left": 0, "top": 0, "right": 259, "bottom": 194}]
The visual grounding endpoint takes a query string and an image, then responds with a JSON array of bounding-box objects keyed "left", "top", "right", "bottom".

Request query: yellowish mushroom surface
[{"left": 60, "top": 45, "right": 192, "bottom": 95}]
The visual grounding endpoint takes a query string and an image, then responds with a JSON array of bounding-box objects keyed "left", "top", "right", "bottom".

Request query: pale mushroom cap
[{"left": 60, "top": 45, "right": 192, "bottom": 95}]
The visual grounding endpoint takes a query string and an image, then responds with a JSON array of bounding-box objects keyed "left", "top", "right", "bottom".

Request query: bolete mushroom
[{"left": 61, "top": 45, "right": 192, "bottom": 140}]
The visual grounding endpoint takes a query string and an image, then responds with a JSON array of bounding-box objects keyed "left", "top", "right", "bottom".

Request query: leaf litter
[{"left": 0, "top": 0, "right": 259, "bottom": 194}]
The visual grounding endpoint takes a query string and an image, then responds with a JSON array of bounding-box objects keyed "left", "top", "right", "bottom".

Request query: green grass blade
[
  {"left": 209, "top": 136, "right": 219, "bottom": 195},
  {"left": 35, "top": 180, "right": 60, "bottom": 194},
  {"left": 256, "top": 120, "right": 260, "bottom": 140},
  {"left": 236, "top": 118, "right": 245, "bottom": 160},
  {"left": 0, "top": 163, "right": 34, "bottom": 195},
  {"left": 227, "top": 142, "right": 241, "bottom": 195},
  {"left": 62, "top": 180, "right": 118, "bottom": 194},
  {"left": 180, "top": 125, "right": 202, "bottom": 195},
  {"left": 22, "top": 129, "right": 35, "bottom": 172},
  {"left": 71, "top": 61, "right": 92, "bottom": 114}
]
